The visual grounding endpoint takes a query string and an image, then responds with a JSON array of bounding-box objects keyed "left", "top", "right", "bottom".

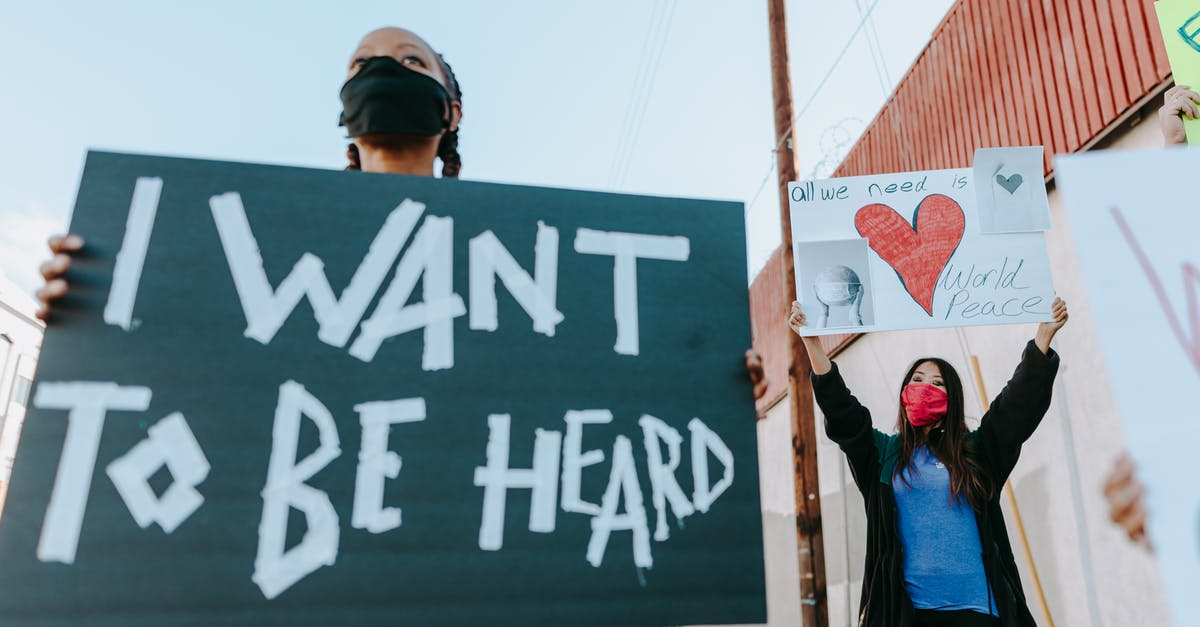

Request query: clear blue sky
[{"left": 0, "top": 0, "right": 953, "bottom": 294}]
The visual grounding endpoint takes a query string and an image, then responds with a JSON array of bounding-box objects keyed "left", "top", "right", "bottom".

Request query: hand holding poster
[
  {"left": 0, "top": 152, "right": 766, "bottom": 626},
  {"left": 1057, "top": 147, "right": 1200, "bottom": 627},
  {"left": 789, "top": 147, "right": 1056, "bottom": 335},
  {"left": 1155, "top": 0, "right": 1200, "bottom": 145}
]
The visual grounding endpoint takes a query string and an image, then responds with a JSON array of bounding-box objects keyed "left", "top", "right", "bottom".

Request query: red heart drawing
[{"left": 854, "top": 194, "right": 965, "bottom": 316}]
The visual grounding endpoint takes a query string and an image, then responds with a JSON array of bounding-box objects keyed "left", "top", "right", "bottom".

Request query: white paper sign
[
  {"left": 789, "top": 147, "right": 1056, "bottom": 336},
  {"left": 1056, "top": 147, "right": 1200, "bottom": 626}
]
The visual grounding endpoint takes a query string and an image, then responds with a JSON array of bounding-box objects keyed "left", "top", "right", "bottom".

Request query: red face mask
[{"left": 901, "top": 383, "right": 949, "bottom": 427}]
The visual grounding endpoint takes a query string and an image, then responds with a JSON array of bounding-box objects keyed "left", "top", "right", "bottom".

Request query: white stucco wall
[{"left": 0, "top": 274, "right": 44, "bottom": 518}]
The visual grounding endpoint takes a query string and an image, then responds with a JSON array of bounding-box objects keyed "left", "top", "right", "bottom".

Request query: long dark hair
[
  {"left": 893, "top": 357, "right": 994, "bottom": 510},
  {"left": 346, "top": 52, "right": 463, "bottom": 178}
]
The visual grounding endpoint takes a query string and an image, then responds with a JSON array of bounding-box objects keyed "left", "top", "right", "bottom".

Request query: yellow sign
[{"left": 1156, "top": 0, "right": 1200, "bottom": 144}]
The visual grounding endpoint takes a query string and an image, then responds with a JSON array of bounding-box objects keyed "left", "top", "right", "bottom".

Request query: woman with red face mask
[{"left": 788, "top": 297, "right": 1068, "bottom": 627}]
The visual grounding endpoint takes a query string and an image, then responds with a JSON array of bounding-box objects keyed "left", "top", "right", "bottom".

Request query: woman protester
[{"left": 788, "top": 298, "right": 1068, "bottom": 627}]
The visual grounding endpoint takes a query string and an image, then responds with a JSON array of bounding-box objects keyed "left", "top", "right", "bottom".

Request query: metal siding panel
[
  {"left": 956, "top": 6, "right": 986, "bottom": 155},
  {"left": 856, "top": 129, "right": 867, "bottom": 176},
  {"left": 1026, "top": 0, "right": 1070, "bottom": 158},
  {"left": 1080, "top": 0, "right": 1120, "bottom": 121},
  {"left": 914, "top": 62, "right": 931, "bottom": 171},
  {"left": 873, "top": 125, "right": 881, "bottom": 173},
  {"left": 895, "top": 110, "right": 911, "bottom": 171},
  {"left": 927, "top": 41, "right": 946, "bottom": 169},
  {"left": 1050, "top": 0, "right": 1090, "bottom": 142},
  {"left": 1144, "top": 0, "right": 1173, "bottom": 78},
  {"left": 1124, "top": 0, "right": 1162, "bottom": 90},
  {"left": 1041, "top": 1, "right": 1083, "bottom": 148},
  {"left": 940, "top": 39, "right": 958, "bottom": 168},
  {"left": 859, "top": 129, "right": 872, "bottom": 174},
  {"left": 863, "top": 127, "right": 873, "bottom": 175},
  {"left": 937, "top": 38, "right": 958, "bottom": 167},
  {"left": 902, "top": 116, "right": 913, "bottom": 172},
  {"left": 990, "top": 0, "right": 1017, "bottom": 146},
  {"left": 1095, "top": 0, "right": 1133, "bottom": 111},
  {"left": 1008, "top": 0, "right": 1047, "bottom": 161},
  {"left": 883, "top": 123, "right": 894, "bottom": 173},
  {"left": 976, "top": 0, "right": 1009, "bottom": 147},
  {"left": 901, "top": 96, "right": 916, "bottom": 173},
  {"left": 992, "top": 0, "right": 1020, "bottom": 146},
  {"left": 946, "top": 20, "right": 971, "bottom": 168},
  {"left": 965, "top": 0, "right": 991, "bottom": 149},
  {"left": 884, "top": 119, "right": 893, "bottom": 170},
  {"left": 883, "top": 114, "right": 897, "bottom": 173},
  {"left": 995, "top": 0, "right": 1031, "bottom": 147},
  {"left": 950, "top": 30, "right": 971, "bottom": 167},
  {"left": 1110, "top": 0, "right": 1145, "bottom": 101},
  {"left": 880, "top": 123, "right": 891, "bottom": 172},
  {"left": 1063, "top": 0, "right": 1108, "bottom": 138},
  {"left": 896, "top": 89, "right": 918, "bottom": 172}
]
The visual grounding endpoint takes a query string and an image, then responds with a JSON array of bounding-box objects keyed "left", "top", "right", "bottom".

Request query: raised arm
[
  {"left": 788, "top": 301, "right": 881, "bottom": 492},
  {"left": 976, "top": 297, "right": 1068, "bottom": 481},
  {"left": 789, "top": 301, "right": 831, "bottom": 374}
]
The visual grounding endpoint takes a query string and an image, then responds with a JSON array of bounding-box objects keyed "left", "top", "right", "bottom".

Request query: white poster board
[
  {"left": 789, "top": 147, "right": 1055, "bottom": 336},
  {"left": 1057, "top": 147, "right": 1200, "bottom": 626}
]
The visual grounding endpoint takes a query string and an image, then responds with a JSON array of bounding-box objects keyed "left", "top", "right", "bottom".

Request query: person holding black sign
[
  {"left": 788, "top": 298, "right": 1068, "bottom": 627},
  {"left": 34, "top": 28, "right": 772, "bottom": 404},
  {"left": 37, "top": 26, "right": 462, "bottom": 318}
]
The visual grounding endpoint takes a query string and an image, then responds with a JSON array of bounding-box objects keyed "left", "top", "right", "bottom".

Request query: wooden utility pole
[{"left": 766, "top": 0, "right": 828, "bottom": 624}]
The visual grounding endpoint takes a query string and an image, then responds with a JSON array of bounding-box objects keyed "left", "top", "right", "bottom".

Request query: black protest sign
[{"left": 0, "top": 152, "right": 766, "bottom": 626}]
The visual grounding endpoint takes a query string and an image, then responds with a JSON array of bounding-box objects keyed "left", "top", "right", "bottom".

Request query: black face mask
[{"left": 338, "top": 56, "right": 452, "bottom": 138}]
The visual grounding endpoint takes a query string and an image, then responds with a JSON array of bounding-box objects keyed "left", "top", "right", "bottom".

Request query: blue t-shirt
[{"left": 892, "top": 445, "right": 997, "bottom": 616}]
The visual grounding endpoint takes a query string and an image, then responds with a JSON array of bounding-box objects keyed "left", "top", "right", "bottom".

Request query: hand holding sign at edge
[
  {"left": 1104, "top": 452, "right": 1152, "bottom": 550},
  {"left": 1159, "top": 84, "right": 1200, "bottom": 146},
  {"left": 1034, "top": 296, "right": 1068, "bottom": 355},
  {"left": 35, "top": 234, "right": 83, "bottom": 321}
]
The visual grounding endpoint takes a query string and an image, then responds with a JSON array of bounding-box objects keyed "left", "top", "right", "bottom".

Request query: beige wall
[
  {"left": 0, "top": 275, "right": 44, "bottom": 518},
  {"left": 731, "top": 110, "right": 1176, "bottom": 627}
]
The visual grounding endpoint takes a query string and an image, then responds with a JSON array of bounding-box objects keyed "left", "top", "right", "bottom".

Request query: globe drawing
[{"left": 813, "top": 265, "right": 862, "bottom": 306}]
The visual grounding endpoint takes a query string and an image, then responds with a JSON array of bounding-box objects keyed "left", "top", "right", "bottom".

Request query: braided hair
[
  {"left": 435, "top": 53, "right": 463, "bottom": 178},
  {"left": 345, "top": 53, "right": 463, "bottom": 178}
]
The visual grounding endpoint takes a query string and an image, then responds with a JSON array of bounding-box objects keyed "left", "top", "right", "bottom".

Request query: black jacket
[{"left": 811, "top": 340, "right": 1060, "bottom": 627}]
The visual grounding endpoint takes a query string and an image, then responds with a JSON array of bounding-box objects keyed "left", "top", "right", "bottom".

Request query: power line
[
  {"left": 855, "top": 0, "right": 892, "bottom": 97},
  {"left": 608, "top": 0, "right": 677, "bottom": 188},
  {"left": 793, "top": 0, "right": 883, "bottom": 126},
  {"left": 614, "top": 0, "right": 677, "bottom": 187},
  {"left": 745, "top": 0, "right": 885, "bottom": 216},
  {"left": 854, "top": 0, "right": 915, "bottom": 171},
  {"left": 864, "top": 1, "right": 894, "bottom": 89},
  {"left": 607, "top": 1, "right": 664, "bottom": 185}
]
